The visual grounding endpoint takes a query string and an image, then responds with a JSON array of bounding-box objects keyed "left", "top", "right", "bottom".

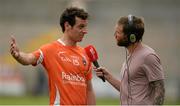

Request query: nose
[
  {"left": 114, "top": 32, "right": 117, "bottom": 37},
  {"left": 82, "top": 29, "right": 88, "bottom": 34}
]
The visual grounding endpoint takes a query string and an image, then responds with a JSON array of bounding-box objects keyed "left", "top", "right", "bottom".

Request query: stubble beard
[{"left": 117, "top": 38, "right": 129, "bottom": 47}]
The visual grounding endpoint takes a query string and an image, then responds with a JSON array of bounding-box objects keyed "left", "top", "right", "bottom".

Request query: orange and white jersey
[{"left": 32, "top": 39, "right": 92, "bottom": 105}]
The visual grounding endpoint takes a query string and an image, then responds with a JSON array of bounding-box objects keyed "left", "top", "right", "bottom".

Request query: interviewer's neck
[{"left": 127, "top": 42, "right": 141, "bottom": 54}]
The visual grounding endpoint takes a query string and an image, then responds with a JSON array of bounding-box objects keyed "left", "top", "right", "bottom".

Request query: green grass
[
  {"left": 1, "top": 96, "right": 180, "bottom": 105},
  {"left": 0, "top": 96, "right": 119, "bottom": 105},
  {"left": 97, "top": 97, "right": 119, "bottom": 105},
  {"left": 0, "top": 96, "right": 49, "bottom": 105}
]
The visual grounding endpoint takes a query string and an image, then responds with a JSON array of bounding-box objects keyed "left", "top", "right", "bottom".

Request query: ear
[
  {"left": 64, "top": 22, "right": 71, "bottom": 30},
  {"left": 129, "top": 34, "right": 136, "bottom": 43}
]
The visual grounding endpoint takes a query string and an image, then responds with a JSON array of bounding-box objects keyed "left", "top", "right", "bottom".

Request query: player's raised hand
[{"left": 10, "top": 36, "right": 20, "bottom": 59}]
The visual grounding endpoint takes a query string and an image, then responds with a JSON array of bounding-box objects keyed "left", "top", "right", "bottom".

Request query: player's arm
[
  {"left": 95, "top": 67, "right": 121, "bottom": 92},
  {"left": 10, "top": 36, "right": 36, "bottom": 65},
  {"left": 150, "top": 80, "right": 165, "bottom": 105},
  {"left": 87, "top": 80, "right": 96, "bottom": 105}
]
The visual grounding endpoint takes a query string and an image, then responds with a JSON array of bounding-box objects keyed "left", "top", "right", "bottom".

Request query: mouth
[
  {"left": 80, "top": 35, "right": 84, "bottom": 38},
  {"left": 79, "top": 35, "right": 84, "bottom": 41},
  {"left": 80, "top": 34, "right": 85, "bottom": 37}
]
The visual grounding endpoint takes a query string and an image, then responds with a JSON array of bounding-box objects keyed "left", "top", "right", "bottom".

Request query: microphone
[{"left": 84, "top": 45, "right": 105, "bottom": 82}]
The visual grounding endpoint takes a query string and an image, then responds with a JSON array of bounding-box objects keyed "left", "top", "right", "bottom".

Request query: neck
[
  {"left": 60, "top": 33, "right": 77, "bottom": 46},
  {"left": 126, "top": 42, "right": 141, "bottom": 54}
]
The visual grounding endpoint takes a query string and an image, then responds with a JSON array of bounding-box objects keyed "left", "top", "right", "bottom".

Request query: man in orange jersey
[{"left": 10, "top": 7, "right": 96, "bottom": 105}]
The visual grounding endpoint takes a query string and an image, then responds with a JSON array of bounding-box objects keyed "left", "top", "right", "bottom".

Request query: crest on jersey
[{"left": 82, "top": 56, "right": 87, "bottom": 66}]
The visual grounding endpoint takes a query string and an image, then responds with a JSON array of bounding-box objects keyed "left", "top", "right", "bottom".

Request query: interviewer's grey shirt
[{"left": 120, "top": 43, "right": 165, "bottom": 105}]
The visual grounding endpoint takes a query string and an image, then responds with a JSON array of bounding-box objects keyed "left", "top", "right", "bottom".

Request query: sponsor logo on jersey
[
  {"left": 62, "top": 72, "right": 85, "bottom": 82},
  {"left": 58, "top": 51, "right": 80, "bottom": 66},
  {"left": 82, "top": 56, "right": 87, "bottom": 66}
]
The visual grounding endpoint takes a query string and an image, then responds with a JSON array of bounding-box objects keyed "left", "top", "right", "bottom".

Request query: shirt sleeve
[
  {"left": 142, "top": 54, "right": 165, "bottom": 82},
  {"left": 32, "top": 49, "right": 44, "bottom": 66}
]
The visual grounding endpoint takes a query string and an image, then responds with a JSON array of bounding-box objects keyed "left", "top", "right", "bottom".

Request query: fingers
[
  {"left": 10, "top": 45, "right": 19, "bottom": 58},
  {"left": 10, "top": 36, "right": 16, "bottom": 47},
  {"left": 96, "top": 71, "right": 104, "bottom": 77},
  {"left": 10, "top": 36, "right": 19, "bottom": 58},
  {"left": 94, "top": 67, "right": 105, "bottom": 72},
  {"left": 94, "top": 67, "right": 106, "bottom": 77},
  {"left": 11, "top": 35, "right": 16, "bottom": 44}
]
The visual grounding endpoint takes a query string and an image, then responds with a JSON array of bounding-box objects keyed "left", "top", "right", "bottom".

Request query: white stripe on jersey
[
  {"left": 54, "top": 84, "right": 60, "bottom": 105},
  {"left": 57, "top": 39, "right": 66, "bottom": 46},
  {"left": 37, "top": 49, "right": 44, "bottom": 64}
]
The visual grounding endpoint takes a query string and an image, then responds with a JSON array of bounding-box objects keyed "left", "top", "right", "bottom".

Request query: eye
[
  {"left": 114, "top": 31, "right": 119, "bottom": 36},
  {"left": 79, "top": 24, "right": 86, "bottom": 29}
]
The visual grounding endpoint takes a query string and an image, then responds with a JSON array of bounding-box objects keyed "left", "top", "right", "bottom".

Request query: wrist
[{"left": 104, "top": 73, "right": 111, "bottom": 80}]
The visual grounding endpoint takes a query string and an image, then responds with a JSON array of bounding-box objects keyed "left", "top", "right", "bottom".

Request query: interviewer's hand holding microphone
[{"left": 85, "top": 45, "right": 112, "bottom": 82}]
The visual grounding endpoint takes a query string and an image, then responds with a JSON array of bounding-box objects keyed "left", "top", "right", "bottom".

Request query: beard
[{"left": 117, "top": 38, "right": 130, "bottom": 47}]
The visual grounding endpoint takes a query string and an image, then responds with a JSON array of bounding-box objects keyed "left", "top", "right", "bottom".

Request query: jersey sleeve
[
  {"left": 32, "top": 49, "right": 44, "bottom": 66},
  {"left": 142, "top": 54, "right": 165, "bottom": 82},
  {"left": 31, "top": 43, "right": 51, "bottom": 66}
]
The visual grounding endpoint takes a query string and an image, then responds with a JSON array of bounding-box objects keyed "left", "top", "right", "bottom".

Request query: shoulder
[
  {"left": 135, "top": 44, "right": 161, "bottom": 63},
  {"left": 144, "top": 54, "right": 161, "bottom": 65},
  {"left": 39, "top": 41, "right": 60, "bottom": 54},
  {"left": 78, "top": 45, "right": 91, "bottom": 59},
  {"left": 143, "top": 45, "right": 161, "bottom": 61},
  {"left": 140, "top": 44, "right": 158, "bottom": 58},
  {"left": 142, "top": 44, "right": 156, "bottom": 54},
  {"left": 40, "top": 41, "right": 59, "bottom": 50},
  {"left": 76, "top": 45, "right": 86, "bottom": 53}
]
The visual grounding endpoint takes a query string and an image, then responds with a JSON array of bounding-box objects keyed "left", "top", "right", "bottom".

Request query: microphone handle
[
  {"left": 93, "top": 61, "right": 106, "bottom": 82},
  {"left": 93, "top": 61, "right": 100, "bottom": 68}
]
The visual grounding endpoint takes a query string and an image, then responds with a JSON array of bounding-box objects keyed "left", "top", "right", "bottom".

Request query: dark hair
[
  {"left": 60, "top": 7, "right": 89, "bottom": 32},
  {"left": 118, "top": 16, "right": 144, "bottom": 42}
]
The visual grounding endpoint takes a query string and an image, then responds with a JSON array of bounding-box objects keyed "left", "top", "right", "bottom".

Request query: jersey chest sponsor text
[
  {"left": 61, "top": 71, "right": 86, "bottom": 86},
  {"left": 57, "top": 51, "right": 87, "bottom": 66},
  {"left": 61, "top": 71, "right": 85, "bottom": 82}
]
